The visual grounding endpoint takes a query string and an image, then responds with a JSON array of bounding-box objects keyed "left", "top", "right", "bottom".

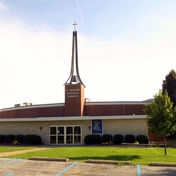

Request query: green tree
[
  {"left": 162, "top": 69, "right": 176, "bottom": 107},
  {"left": 144, "top": 91, "right": 176, "bottom": 155}
]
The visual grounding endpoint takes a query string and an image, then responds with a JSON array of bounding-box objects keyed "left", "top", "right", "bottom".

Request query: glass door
[
  {"left": 58, "top": 127, "right": 64, "bottom": 144},
  {"left": 49, "top": 125, "right": 82, "bottom": 145},
  {"left": 66, "top": 126, "right": 73, "bottom": 144},
  {"left": 74, "top": 126, "right": 81, "bottom": 144}
]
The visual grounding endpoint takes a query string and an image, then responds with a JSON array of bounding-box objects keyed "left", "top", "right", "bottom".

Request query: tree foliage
[
  {"left": 144, "top": 91, "right": 176, "bottom": 155},
  {"left": 145, "top": 91, "right": 176, "bottom": 137},
  {"left": 162, "top": 69, "right": 176, "bottom": 107}
]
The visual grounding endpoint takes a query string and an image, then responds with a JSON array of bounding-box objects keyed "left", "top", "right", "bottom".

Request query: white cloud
[{"left": 0, "top": 18, "right": 72, "bottom": 108}]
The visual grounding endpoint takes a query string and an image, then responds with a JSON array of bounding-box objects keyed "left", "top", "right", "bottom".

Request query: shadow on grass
[{"left": 68, "top": 155, "right": 140, "bottom": 161}]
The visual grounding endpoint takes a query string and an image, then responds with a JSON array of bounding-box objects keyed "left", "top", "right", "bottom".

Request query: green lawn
[
  {"left": 5, "top": 146, "right": 176, "bottom": 164},
  {"left": 0, "top": 146, "right": 35, "bottom": 153}
]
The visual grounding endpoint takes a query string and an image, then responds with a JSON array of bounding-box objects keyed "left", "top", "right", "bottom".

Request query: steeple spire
[{"left": 64, "top": 22, "right": 85, "bottom": 87}]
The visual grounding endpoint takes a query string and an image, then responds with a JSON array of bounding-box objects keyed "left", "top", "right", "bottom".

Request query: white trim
[
  {"left": 85, "top": 101, "right": 147, "bottom": 105},
  {"left": 0, "top": 103, "right": 64, "bottom": 112},
  {"left": 0, "top": 115, "right": 147, "bottom": 122}
]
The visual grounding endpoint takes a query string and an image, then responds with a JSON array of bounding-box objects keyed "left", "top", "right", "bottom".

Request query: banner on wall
[{"left": 92, "top": 119, "right": 102, "bottom": 134}]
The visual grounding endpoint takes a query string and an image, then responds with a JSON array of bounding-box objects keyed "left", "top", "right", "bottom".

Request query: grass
[
  {"left": 0, "top": 146, "right": 35, "bottom": 153},
  {"left": 3, "top": 146, "right": 176, "bottom": 165}
]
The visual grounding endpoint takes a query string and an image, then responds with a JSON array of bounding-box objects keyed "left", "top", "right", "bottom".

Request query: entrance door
[
  {"left": 66, "top": 126, "right": 73, "bottom": 144},
  {"left": 49, "top": 125, "right": 82, "bottom": 145},
  {"left": 58, "top": 127, "right": 64, "bottom": 144}
]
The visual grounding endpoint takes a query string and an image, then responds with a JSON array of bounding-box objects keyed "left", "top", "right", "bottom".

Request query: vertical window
[
  {"left": 66, "top": 126, "right": 73, "bottom": 144},
  {"left": 58, "top": 127, "right": 64, "bottom": 144},
  {"left": 50, "top": 127, "right": 56, "bottom": 144},
  {"left": 74, "top": 126, "right": 81, "bottom": 144}
]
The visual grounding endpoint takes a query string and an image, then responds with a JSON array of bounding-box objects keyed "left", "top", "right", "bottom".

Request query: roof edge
[{"left": 0, "top": 115, "right": 147, "bottom": 122}]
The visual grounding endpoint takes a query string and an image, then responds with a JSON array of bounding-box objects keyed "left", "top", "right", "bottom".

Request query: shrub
[
  {"left": 15, "top": 135, "right": 24, "bottom": 144},
  {"left": 24, "top": 135, "right": 31, "bottom": 144},
  {"left": 84, "top": 134, "right": 101, "bottom": 145},
  {"left": 5, "top": 135, "right": 15, "bottom": 144},
  {"left": 136, "top": 135, "right": 149, "bottom": 144},
  {"left": 102, "top": 134, "right": 113, "bottom": 144},
  {"left": 125, "top": 134, "right": 135, "bottom": 143},
  {"left": 24, "top": 135, "right": 42, "bottom": 145},
  {"left": 12, "top": 140, "right": 20, "bottom": 145},
  {"left": 113, "top": 134, "right": 124, "bottom": 145},
  {"left": 0, "top": 135, "right": 6, "bottom": 143}
]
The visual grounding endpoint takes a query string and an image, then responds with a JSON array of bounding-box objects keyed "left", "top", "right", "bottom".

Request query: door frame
[{"left": 49, "top": 125, "right": 82, "bottom": 145}]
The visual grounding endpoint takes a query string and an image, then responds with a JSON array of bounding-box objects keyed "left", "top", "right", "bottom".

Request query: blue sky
[{"left": 0, "top": 0, "right": 176, "bottom": 108}]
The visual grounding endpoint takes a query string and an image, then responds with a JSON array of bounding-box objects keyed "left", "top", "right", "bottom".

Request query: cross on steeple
[{"left": 73, "top": 21, "right": 77, "bottom": 31}]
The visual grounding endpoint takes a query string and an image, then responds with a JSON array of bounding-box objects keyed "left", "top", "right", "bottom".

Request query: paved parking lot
[{"left": 1, "top": 158, "right": 176, "bottom": 176}]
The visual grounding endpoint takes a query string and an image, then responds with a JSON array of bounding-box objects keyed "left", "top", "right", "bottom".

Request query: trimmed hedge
[
  {"left": 5, "top": 135, "right": 15, "bottom": 144},
  {"left": 0, "top": 134, "right": 42, "bottom": 145},
  {"left": 15, "top": 135, "right": 24, "bottom": 144},
  {"left": 125, "top": 134, "right": 135, "bottom": 143},
  {"left": 102, "top": 134, "right": 113, "bottom": 143},
  {"left": 0, "top": 135, "right": 6, "bottom": 143},
  {"left": 84, "top": 134, "right": 101, "bottom": 145},
  {"left": 113, "top": 134, "right": 124, "bottom": 145},
  {"left": 136, "top": 135, "right": 148, "bottom": 144},
  {"left": 24, "top": 135, "right": 42, "bottom": 145}
]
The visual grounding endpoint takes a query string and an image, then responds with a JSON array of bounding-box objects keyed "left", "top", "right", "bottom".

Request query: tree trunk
[{"left": 164, "top": 136, "right": 167, "bottom": 155}]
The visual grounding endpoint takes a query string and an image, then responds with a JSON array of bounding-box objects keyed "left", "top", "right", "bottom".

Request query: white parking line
[
  {"left": 0, "top": 159, "right": 23, "bottom": 167},
  {"left": 55, "top": 162, "right": 77, "bottom": 176},
  {"left": 6, "top": 172, "right": 14, "bottom": 176},
  {"left": 136, "top": 165, "right": 141, "bottom": 176}
]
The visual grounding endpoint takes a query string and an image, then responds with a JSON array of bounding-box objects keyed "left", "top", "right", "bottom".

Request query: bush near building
[
  {"left": 14, "top": 135, "right": 25, "bottom": 144},
  {"left": 102, "top": 134, "right": 113, "bottom": 143},
  {"left": 5, "top": 135, "right": 15, "bottom": 144},
  {"left": 113, "top": 134, "right": 124, "bottom": 144},
  {"left": 125, "top": 134, "right": 136, "bottom": 143},
  {"left": 84, "top": 134, "right": 101, "bottom": 145},
  {"left": 24, "top": 135, "right": 42, "bottom": 145},
  {"left": 0, "top": 135, "right": 6, "bottom": 143},
  {"left": 0, "top": 134, "right": 42, "bottom": 145},
  {"left": 84, "top": 134, "right": 148, "bottom": 145},
  {"left": 136, "top": 135, "right": 149, "bottom": 144}
]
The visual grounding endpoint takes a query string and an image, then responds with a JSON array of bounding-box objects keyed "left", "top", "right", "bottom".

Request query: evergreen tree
[{"left": 162, "top": 69, "right": 176, "bottom": 107}]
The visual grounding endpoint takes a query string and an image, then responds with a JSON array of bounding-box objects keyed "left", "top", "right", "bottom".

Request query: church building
[{"left": 0, "top": 25, "right": 151, "bottom": 145}]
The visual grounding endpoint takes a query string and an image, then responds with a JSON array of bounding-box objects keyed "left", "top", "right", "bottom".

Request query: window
[
  {"left": 49, "top": 125, "right": 82, "bottom": 145},
  {"left": 50, "top": 127, "right": 56, "bottom": 144}
]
